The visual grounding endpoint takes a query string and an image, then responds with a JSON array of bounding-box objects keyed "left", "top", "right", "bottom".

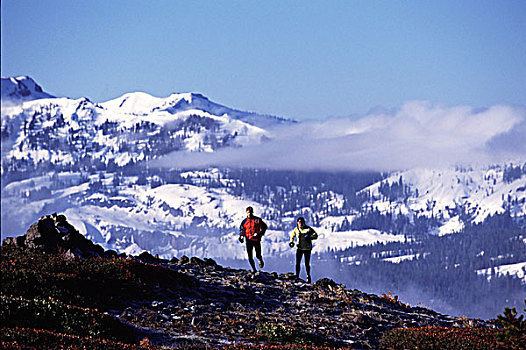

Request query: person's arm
[
  {"left": 289, "top": 227, "right": 297, "bottom": 247},
  {"left": 239, "top": 219, "right": 246, "bottom": 241},
  {"left": 260, "top": 218, "right": 268, "bottom": 235},
  {"left": 310, "top": 227, "right": 318, "bottom": 240}
]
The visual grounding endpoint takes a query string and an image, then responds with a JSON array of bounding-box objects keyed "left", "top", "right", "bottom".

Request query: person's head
[
  {"left": 246, "top": 206, "right": 254, "bottom": 217},
  {"left": 297, "top": 217, "right": 305, "bottom": 228}
]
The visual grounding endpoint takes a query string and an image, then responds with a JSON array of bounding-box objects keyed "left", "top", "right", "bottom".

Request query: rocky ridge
[
  {"left": 2, "top": 214, "right": 495, "bottom": 349},
  {"left": 129, "top": 259, "right": 494, "bottom": 349}
]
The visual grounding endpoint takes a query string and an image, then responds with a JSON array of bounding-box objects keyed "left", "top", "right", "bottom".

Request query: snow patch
[
  {"left": 476, "top": 262, "right": 526, "bottom": 282},
  {"left": 313, "top": 229, "right": 405, "bottom": 254}
]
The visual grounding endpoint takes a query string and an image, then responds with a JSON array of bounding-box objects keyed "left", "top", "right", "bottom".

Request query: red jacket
[{"left": 240, "top": 215, "right": 267, "bottom": 242}]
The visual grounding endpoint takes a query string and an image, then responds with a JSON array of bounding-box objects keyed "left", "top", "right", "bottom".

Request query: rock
[
  {"left": 315, "top": 277, "right": 339, "bottom": 290},
  {"left": 138, "top": 251, "right": 158, "bottom": 263},
  {"left": 278, "top": 272, "right": 297, "bottom": 280},
  {"left": 351, "top": 313, "right": 375, "bottom": 328},
  {"left": 2, "top": 236, "right": 24, "bottom": 248},
  {"left": 190, "top": 256, "right": 207, "bottom": 267},
  {"left": 2, "top": 213, "right": 109, "bottom": 258},
  {"left": 104, "top": 249, "right": 118, "bottom": 258},
  {"left": 251, "top": 271, "right": 272, "bottom": 284},
  {"left": 25, "top": 218, "right": 61, "bottom": 250},
  {"left": 61, "top": 249, "right": 78, "bottom": 260},
  {"left": 203, "top": 258, "right": 217, "bottom": 266}
]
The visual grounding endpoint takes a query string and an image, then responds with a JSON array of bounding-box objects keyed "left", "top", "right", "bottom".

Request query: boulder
[
  {"left": 2, "top": 213, "right": 107, "bottom": 258},
  {"left": 315, "top": 277, "right": 339, "bottom": 291}
]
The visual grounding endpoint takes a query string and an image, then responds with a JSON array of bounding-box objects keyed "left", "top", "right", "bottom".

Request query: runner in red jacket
[{"left": 239, "top": 206, "right": 267, "bottom": 272}]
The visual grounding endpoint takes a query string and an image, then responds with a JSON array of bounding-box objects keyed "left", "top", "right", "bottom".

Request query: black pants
[
  {"left": 246, "top": 239, "right": 262, "bottom": 272},
  {"left": 296, "top": 249, "right": 311, "bottom": 277}
]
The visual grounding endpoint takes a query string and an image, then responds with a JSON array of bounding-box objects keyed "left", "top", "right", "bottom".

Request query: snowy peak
[
  {"left": 100, "top": 90, "right": 290, "bottom": 129},
  {"left": 1, "top": 76, "right": 292, "bottom": 130},
  {"left": 100, "top": 92, "right": 176, "bottom": 115},
  {"left": 1, "top": 76, "right": 54, "bottom": 101},
  {"left": 99, "top": 92, "right": 209, "bottom": 115},
  {"left": 0, "top": 76, "right": 281, "bottom": 169}
]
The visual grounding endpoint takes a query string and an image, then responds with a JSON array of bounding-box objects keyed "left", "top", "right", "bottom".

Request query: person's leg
[
  {"left": 254, "top": 241, "right": 264, "bottom": 268},
  {"left": 304, "top": 250, "right": 312, "bottom": 283},
  {"left": 295, "top": 249, "right": 303, "bottom": 277},
  {"left": 246, "top": 241, "right": 257, "bottom": 272}
]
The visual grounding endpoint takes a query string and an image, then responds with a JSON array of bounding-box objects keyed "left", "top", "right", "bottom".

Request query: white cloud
[{"left": 152, "top": 101, "right": 526, "bottom": 171}]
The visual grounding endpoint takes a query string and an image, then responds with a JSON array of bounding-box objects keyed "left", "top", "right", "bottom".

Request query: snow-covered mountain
[
  {"left": 1, "top": 168, "right": 412, "bottom": 259},
  {"left": 1, "top": 76, "right": 525, "bottom": 271},
  {"left": 1, "top": 76, "right": 55, "bottom": 101},
  {"left": 1, "top": 79, "right": 290, "bottom": 173},
  {"left": 361, "top": 166, "right": 526, "bottom": 234},
  {"left": 100, "top": 91, "right": 289, "bottom": 129}
]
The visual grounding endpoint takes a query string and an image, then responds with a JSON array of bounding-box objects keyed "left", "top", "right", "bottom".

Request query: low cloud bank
[{"left": 152, "top": 101, "right": 526, "bottom": 171}]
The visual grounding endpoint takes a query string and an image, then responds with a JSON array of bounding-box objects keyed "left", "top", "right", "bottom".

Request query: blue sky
[{"left": 2, "top": 1, "right": 525, "bottom": 121}]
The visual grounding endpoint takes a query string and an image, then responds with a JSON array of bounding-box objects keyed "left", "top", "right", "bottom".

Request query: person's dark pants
[
  {"left": 296, "top": 249, "right": 311, "bottom": 278},
  {"left": 246, "top": 239, "right": 262, "bottom": 272}
]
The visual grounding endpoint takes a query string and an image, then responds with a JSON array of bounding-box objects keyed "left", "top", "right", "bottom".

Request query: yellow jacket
[{"left": 290, "top": 225, "right": 318, "bottom": 250}]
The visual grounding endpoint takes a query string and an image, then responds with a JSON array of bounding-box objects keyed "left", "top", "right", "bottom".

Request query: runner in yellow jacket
[{"left": 289, "top": 217, "right": 318, "bottom": 283}]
